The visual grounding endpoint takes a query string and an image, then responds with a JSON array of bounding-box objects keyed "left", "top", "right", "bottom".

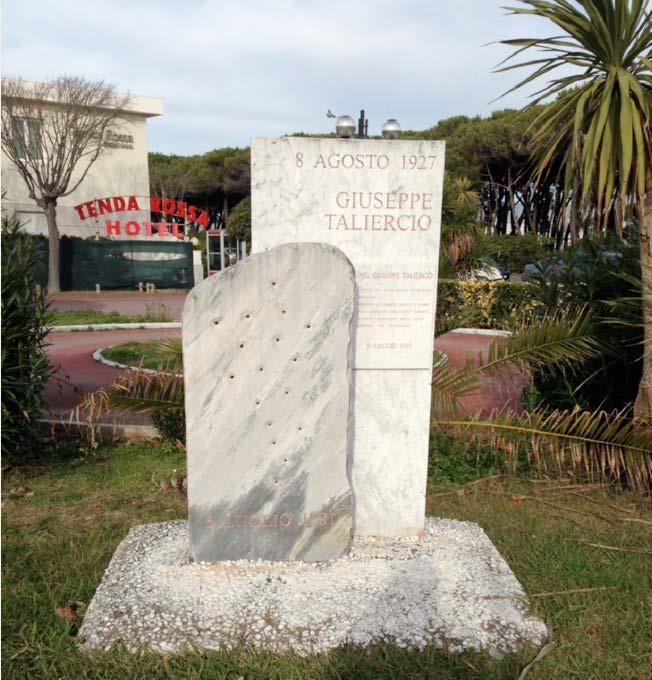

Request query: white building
[{"left": 1, "top": 82, "right": 163, "bottom": 238}]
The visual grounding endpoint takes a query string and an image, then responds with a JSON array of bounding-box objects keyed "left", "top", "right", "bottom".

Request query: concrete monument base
[{"left": 80, "top": 519, "right": 547, "bottom": 656}]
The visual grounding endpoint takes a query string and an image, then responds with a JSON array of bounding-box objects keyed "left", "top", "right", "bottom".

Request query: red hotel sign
[{"left": 73, "top": 195, "right": 210, "bottom": 237}]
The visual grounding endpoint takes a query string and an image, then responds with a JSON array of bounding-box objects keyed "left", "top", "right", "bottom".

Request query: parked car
[{"left": 466, "top": 258, "right": 510, "bottom": 282}]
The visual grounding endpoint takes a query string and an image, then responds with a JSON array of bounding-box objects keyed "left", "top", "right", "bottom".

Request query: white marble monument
[
  {"left": 183, "top": 242, "right": 356, "bottom": 561},
  {"left": 252, "top": 136, "right": 445, "bottom": 536}
]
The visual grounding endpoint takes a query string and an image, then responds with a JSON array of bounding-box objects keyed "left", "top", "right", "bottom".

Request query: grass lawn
[
  {"left": 47, "top": 306, "right": 174, "bottom": 327},
  {"left": 101, "top": 340, "right": 178, "bottom": 370},
  {"left": 2, "top": 438, "right": 651, "bottom": 678}
]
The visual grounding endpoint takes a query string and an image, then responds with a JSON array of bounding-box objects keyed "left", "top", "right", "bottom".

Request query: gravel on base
[{"left": 79, "top": 518, "right": 548, "bottom": 656}]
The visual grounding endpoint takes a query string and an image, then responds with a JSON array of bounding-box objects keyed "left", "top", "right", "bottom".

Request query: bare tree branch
[{"left": 1, "top": 76, "right": 132, "bottom": 290}]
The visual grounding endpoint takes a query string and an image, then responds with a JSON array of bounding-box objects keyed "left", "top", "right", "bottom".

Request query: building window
[{"left": 12, "top": 117, "right": 42, "bottom": 160}]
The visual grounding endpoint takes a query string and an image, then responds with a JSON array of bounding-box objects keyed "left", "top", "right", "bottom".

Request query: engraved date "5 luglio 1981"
[{"left": 213, "top": 511, "right": 339, "bottom": 529}]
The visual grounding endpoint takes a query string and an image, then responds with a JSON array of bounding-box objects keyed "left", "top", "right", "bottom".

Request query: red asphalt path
[
  {"left": 44, "top": 328, "right": 181, "bottom": 424},
  {"left": 48, "top": 291, "right": 187, "bottom": 319},
  {"left": 44, "top": 327, "right": 522, "bottom": 424}
]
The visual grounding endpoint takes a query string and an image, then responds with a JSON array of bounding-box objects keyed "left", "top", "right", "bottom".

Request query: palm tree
[
  {"left": 496, "top": 0, "right": 651, "bottom": 419},
  {"left": 439, "top": 175, "right": 483, "bottom": 274}
]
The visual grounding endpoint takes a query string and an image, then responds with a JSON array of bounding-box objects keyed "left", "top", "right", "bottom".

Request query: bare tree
[{"left": 1, "top": 77, "right": 131, "bottom": 291}]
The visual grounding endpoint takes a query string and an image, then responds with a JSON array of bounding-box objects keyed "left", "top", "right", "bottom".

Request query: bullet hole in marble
[
  {"left": 245, "top": 313, "right": 251, "bottom": 319},
  {"left": 229, "top": 374, "right": 235, "bottom": 380},
  {"left": 255, "top": 400, "right": 260, "bottom": 406},
  {"left": 274, "top": 479, "right": 279, "bottom": 484},
  {"left": 239, "top": 343, "right": 245, "bottom": 348},
  {"left": 272, "top": 440, "right": 276, "bottom": 445},
  {"left": 284, "top": 389, "right": 290, "bottom": 396},
  {"left": 259, "top": 366, "right": 264, "bottom": 372},
  {"left": 306, "top": 323, "right": 312, "bottom": 329},
  {"left": 275, "top": 337, "right": 280, "bottom": 343},
  {"left": 214, "top": 318, "right": 221, "bottom": 325},
  {"left": 298, "top": 426, "right": 303, "bottom": 431},
  {"left": 293, "top": 357, "right": 298, "bottom": 363},
  {"left": 281, "top": 310, "right": 286, "bottom": 315},
  {"left": 271, "top": 281, "right": 276, "bottom": 286},
  {"left": 266, "top": 421, "right": 272, "bottom": 427},
  {"left": 283, "top": 458, "right": 287, "bottom": 463}
]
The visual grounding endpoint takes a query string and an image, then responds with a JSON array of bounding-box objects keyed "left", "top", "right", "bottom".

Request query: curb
[
  {"left": 38, "top": 418, "right": 159, "bottom": 440},
  {"left": 93, "top": 347, "right": 160, "bottom": 374},
  {"left": 50, "top": 322, "right": 181, "bottom": 333},
  {"left": 450, "top": 327, "right": 513, "bottom": 337},
  {"left": 93, "top": 346, "right": 182, "bottom": 377}
]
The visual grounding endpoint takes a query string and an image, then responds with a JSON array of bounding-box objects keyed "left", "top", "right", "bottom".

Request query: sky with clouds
[{"left": 2, "top": 0, "right": 551, "bottom": 155}]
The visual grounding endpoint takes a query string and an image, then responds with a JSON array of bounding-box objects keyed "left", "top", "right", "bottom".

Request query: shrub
[
  {"left": 436, "top": 279, "right": 544, "bottom": 330},
  {"left": 428, "top": 430, "right": 506, "bottom": 483},
  {"left": 226, "top": 196, "right": 251, "bottom": 242},
  {"left": 482, "top": 233, "right": 554, "bottom": 272},
  {"left": 1, "top": 214, "right": 53, "bottom": 463},
  {"left": 152, "top": 408, "right": 186, "bottom": 442},
  {"left": 528, "top": 239, "right": 643, "bottom": 412}
]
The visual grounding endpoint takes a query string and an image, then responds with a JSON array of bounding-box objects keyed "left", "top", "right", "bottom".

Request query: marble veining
[{"left": 183, "top": 242, "right": 356, "bottom": 561}]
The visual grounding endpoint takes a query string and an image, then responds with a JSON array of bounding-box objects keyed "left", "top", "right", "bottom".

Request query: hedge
[{"left": 436, "top": 279, "right": 543, "bottom": 330}]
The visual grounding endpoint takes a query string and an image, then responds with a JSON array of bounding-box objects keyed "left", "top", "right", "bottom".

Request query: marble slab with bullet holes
[{"left": 182, "top": 242, "right": 356, "bottom": 562}]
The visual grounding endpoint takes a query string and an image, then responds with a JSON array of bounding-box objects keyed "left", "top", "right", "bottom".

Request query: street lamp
[
  {"left": 328, "top": 110, "right": 400, "bottom": 139},
  {"left": 335, "top": 115, "right": 356, "bottom": 138},
  {"left": 381, "top": 119, "right": 401, "bottom": 139}
]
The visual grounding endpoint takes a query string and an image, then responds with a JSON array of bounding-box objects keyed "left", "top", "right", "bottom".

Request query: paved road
[{"left": 44, "top": 327, "right": 522, "bottom": 424}]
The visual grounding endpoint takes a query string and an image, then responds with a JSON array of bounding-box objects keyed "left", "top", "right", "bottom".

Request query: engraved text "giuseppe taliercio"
[{"left": 325, "top": 191, "right": 434, "bottom": 232}]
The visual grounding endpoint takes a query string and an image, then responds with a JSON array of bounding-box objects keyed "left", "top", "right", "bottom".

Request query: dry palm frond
[
  {"left": 447, "top": 232, "right": 477, "bottom": 266},
  {"left": 150, "top": 337, "right": 183, "bottom": 369},
  {"left": 434, "top": 408, "right": 652, "bottom": 492},
  {"left": 107, "top": 370, "right": 184, "bottom": 413}
]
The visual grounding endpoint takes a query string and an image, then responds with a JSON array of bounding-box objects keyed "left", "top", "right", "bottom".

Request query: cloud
[{"left": 2, "top": 0, "right": 550, "bottom": 153}]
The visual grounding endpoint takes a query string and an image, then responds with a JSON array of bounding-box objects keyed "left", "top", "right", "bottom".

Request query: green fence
[{"left": 33, "top": 239, "right": 194, "bottom": 291}]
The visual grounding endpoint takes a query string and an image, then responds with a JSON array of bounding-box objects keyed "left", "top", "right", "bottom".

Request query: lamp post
[{"left": 357, "top": 110, "right": 368, "bottom": 139}]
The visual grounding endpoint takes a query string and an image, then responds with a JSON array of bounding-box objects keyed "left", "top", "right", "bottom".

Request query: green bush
[
  {"left": 152, "top": 408, "right": 185, "bottom": 442},
  {"left": 483, "top": 233, "right": 554, "bottom": 272},
  {"left": 528, "top": 238, "right": 643, "bottom": 412},
  {"left": 1, "top": 214, "right": 53, "bottom": 463},
  {"left": 428, "top": 430, "right": 505, "bottom": 483},
  {"left": 226, "top": 196, "right": 251, "bottom": 242},
  {"left": 436, "top": 279, "right": 542, "bottom": 330}
]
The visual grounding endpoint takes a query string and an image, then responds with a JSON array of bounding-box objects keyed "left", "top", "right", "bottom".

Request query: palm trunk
[
  {"left": 634, "top": 166, "right": 652, "bottom": 420},
  {"left": 222, "top": 195, "right": 229, "bottom": 229},
  {"left": 507, "top": 167, "right": 519, "bottom": 234},
  {"left": 569, "top": 174, "right": 580, "bottom": 244},
  {"left": 43, "top": 199, "right": 61, "bottom": 292}
]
